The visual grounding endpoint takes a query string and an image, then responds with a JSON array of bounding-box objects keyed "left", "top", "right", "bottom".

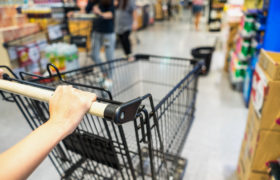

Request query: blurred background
[{"left": 1, "top": 0, "right": 280, "bottom": 179}]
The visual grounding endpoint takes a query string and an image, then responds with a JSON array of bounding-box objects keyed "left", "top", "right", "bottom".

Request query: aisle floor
[{"left": 0, "top": 19, "right": 247, "bottom": 180}]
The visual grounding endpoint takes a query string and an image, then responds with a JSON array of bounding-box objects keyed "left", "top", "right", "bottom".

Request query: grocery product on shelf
[
  {"left": 226, "top": 8, "right": 267, "bottom": 100},
  {"left": 223, "top": 4, "right": 243, "bottom": 71},
  {"left": 4, "top": 32, "right": 47, "bottom": 72},
  {"left": 45, "top": 43, "right": 79, "bottom": 72},
  {"left": 223, "top": 1, "right": 278, "bottom": 107},
  {"left": 0, "top": 5, "right": 42, "bottom": 70},
  {"left": 33, "top": 0, "right": 62, "bottom": 3},
  {"left": 244, "top": 0, "right": 264, "bottom": 9},
  {"left": 242, "top": 9, "right": 267, "bottom": 106},
  {"left": 0, "top": 0, "right": 27, "bottom": 5},
  {"left": 21, "top": 6, "right": 63, "bottom": 29}
]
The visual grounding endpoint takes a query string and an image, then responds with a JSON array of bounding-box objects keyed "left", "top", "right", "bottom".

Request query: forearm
[
  {"left": 133, "top": 9, "right": 137, "bottom": 23},
  {"left": 101, "top": 11, "right": 113, "bottom": 19},
  {"left": 132, "top": 9, "right": 138, "bottom": 30},
  {"left": 0, "top": 120, "right": 65, "bottom": 179}
]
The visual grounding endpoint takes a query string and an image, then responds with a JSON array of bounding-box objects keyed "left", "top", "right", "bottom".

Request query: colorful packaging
[{"left": 17, "top": 47, "right": 31, "bottom": 67}]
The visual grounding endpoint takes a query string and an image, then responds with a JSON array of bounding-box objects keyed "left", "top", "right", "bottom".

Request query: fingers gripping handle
[{"left": 0, "top": 79, "right": 108, "bottom": 118}]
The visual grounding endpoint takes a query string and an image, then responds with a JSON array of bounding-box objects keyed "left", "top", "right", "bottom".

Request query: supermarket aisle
[
  {"left": 0, "top": 20, "right": 247, "bottom": 180},
  {"left": 131, "top": 21, "right": 248, "bottom": 180},
  {"left": 182, "top": 53, "right": 248, "bottom": 180}
]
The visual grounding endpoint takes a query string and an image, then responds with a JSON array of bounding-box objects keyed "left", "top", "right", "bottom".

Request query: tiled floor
[{"left": 0, "top": 17, "right": 247, "bottom": 180}]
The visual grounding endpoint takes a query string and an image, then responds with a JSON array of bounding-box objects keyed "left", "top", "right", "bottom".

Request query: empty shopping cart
[{"left": 0, "top": 54, "right": 203, "bottom": 180}]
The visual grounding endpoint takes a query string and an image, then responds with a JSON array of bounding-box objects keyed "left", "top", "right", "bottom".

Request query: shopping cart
[{"left": 0, "top": 54, "right": 203, "bottom": 180}]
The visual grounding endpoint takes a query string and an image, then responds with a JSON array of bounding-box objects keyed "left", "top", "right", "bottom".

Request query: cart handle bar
[{"left": 0, "top": 79, "right": 142, "bottom": 125}]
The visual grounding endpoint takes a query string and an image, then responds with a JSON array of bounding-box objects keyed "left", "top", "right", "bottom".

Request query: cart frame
[{"left": 0, "top": 54, "right": 203, "bottom": 180}]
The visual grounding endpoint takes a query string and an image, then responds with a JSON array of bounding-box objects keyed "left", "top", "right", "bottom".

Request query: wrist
[{"left": 44, "top": 120, "right": 69, "bottom": 141}]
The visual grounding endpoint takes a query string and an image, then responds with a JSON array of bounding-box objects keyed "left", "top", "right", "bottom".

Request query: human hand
[
  {"left": 67, "top": 11, "right": 74, "bottom": 18},
  {"left": 132, "top": 21, "right": 138, "bottom": 31},
  {"left": 48, "top": 85, "right": 96, "bottom": 138},
  {"left": 93, "top": 5, "right": 102, "bottom": 16}
]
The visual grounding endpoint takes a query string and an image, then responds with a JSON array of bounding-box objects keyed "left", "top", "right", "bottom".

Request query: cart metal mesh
[{"left": 0, "top": 54, "right": 202, "bottom": 180}]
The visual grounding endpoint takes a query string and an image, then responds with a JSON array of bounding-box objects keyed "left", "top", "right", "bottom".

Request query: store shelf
[
  {"left": 209, "top": 18, "right": 222, "bottom": 22},
  {"left": 209, "top": 28, "right": 221, "bottom": 32},
  {"left": 32, "top": 2, "right": 64, "bottom": 7},
  {"left": 211, "top": 7, "right": 223, "bottom": 11},
  {"left": 208, "top": 0, "right": 225, "bottom": 32}
]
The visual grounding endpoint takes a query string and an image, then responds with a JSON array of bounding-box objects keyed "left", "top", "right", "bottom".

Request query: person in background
[
  {"left": 0, "top": 70, "right": 97, "bottom": 179},
  {"left": 167, "top": 0, "right": 172, "bottom": 20},
  {"left": 192, "top": 0, "right": 204, "bottom": 31},
  {"left": 86, "top": 0, "right": 115, "bottom": 80},
  {"left": 115, "top": 0, "right": 137, "bottom": 61}
]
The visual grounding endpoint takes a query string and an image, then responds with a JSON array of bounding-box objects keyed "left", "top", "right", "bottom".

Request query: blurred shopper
[
  {"left": 115, "top": 0, "right": 137, "bottom": 61},
  {"left": 86, "top": 0, "right": 115, "bottom": 79},
  {"left": 167, "top": 0, "right": 172, "bottom": 20},
  {"left": 192, "top": 0, "right": 204, "bottom": 31}
]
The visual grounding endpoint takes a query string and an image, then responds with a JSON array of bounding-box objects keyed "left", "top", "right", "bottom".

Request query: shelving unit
[
  {"left": 208, "top": 0, "right": 225, "bottom": 32},
  {"left": 228, "top": 10, "right": 266, "bottom": 94},
  {"left": 224, "top": 0, "right": 275, "bottom": 107}
]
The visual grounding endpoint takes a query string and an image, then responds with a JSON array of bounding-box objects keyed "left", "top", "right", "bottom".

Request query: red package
[{"left": 17, "top": 47, "right": 32, "bottom": 67}]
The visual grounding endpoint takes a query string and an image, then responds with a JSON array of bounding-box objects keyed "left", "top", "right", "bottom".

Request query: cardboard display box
[
  {"left": 237, "top": 143, "right": 269, "bottom": 180},
  {"left": 237, "top": 104, "right": 257, "bottom": 178},
  {"left": 238, "top": 100, "right": 280, "bottom": 173},
  {"left": 259, "top": 49, "right": 280, "bottom": 81},
  {"left": 248, "top": 172, "right": 269, "bottom": 180},
  {"left": 237, "top": 139, "right": 248, "bottom": 179},
  {"left": 251, "top": 63, "right": 280, "bottom": 131},
  {"left": 251, "top": 128, "right": 280, "bottom": 172},
  {"left": 237, "top": 49, "right": 280, "bottom": 178}
]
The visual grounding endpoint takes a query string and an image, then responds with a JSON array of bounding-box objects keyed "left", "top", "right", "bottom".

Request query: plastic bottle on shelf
[
  {"left": 64, "top": 44, "right": 78, "bottom": 71},
  {"left": 45, "top": 43, "right": 79, "bottom": 72},
  {"left": 57, "top": 43, "right": 66, "bottom": 71},
  {"left": 45, "top": 44, "right": 58, "bottom": 72}
]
